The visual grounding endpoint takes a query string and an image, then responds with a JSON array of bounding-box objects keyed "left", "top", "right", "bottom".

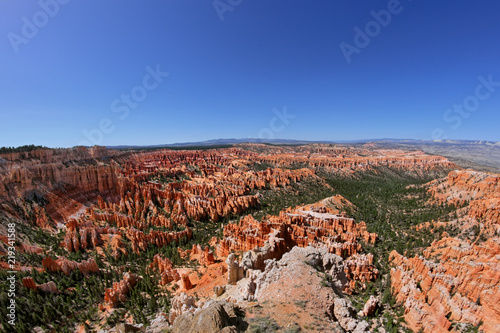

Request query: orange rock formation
[
  {"left": 22, "top": 277, "right": 59, "bottom": 293},
  {"left": 390, "top": 170, "right": 500, "bottom": 333},
  {"left": 149, "top": 254, "right": 181, "bottom": 285},
  {"left": 42, "top": 256, "right": 99, "bottom": 276},
  {"left": 180, "top": 244, "right": 216, "bottom": 266},
  {"left": 101, "top": 272, "right": 139, "bottom": 309},
  {"left": 216, "top": 199, "right": 379, "bottom": 292}
]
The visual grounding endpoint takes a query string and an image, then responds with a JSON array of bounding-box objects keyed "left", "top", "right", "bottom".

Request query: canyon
[{"left": 0, "top": 143, "right": 497, "bottom": 332}]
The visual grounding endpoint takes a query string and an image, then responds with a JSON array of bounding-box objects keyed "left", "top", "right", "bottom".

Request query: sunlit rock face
[
  {"left": 100, "top": 272, "right": 139, "bottom": 310},
  {"left": 390, "top": 170, "right": 500, "bottom": 333},
  {"left": 0, "top": 144, "right": 464, "bottom": 331},
  {"left": 217, "top": 198, "right": 379, "bottom": 294}
]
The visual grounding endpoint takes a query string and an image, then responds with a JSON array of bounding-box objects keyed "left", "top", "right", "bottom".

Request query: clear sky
[{"left": 1, "top": 0, "right": 499, "bottom": 147}]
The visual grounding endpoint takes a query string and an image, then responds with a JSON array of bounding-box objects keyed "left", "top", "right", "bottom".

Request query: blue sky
[{"left": 1, "top": 0, "right": 499, "bottom": 147}]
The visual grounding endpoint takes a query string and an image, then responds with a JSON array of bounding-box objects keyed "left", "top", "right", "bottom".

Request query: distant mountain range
[
  {"left": 106, "top": 138, "right": 500, "bottom": 149},
  {"left": 106, "top": 138, "right": 348, "bottom": 149}
]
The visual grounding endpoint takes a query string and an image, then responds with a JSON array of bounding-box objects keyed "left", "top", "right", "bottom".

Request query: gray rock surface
[{"left": 173, "top": 301, "right": 245, "bottom": 333}]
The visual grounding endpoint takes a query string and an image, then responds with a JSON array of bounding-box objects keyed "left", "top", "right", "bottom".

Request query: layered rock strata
[{"left": 390, "top": 170, "right": 500, "bottom": 333}]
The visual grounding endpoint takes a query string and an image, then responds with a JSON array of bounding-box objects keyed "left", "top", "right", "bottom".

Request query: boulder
[
  {"left": 362, "top": 295, "right": 379, "bottom": 317},
  {"left": 173, "top": 301, "right": 243, "bottom": 333}
]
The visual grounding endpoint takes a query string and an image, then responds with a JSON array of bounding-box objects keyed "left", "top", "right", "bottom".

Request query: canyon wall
[
  {"left": 216, "top": 198, "right": 378, "bottom": 293},
  {"left": 0, "top": 144, "right": 467, "bottom": 331},
  {"left": 390, "top": 170, "right": 500, "bottom": 333}
]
